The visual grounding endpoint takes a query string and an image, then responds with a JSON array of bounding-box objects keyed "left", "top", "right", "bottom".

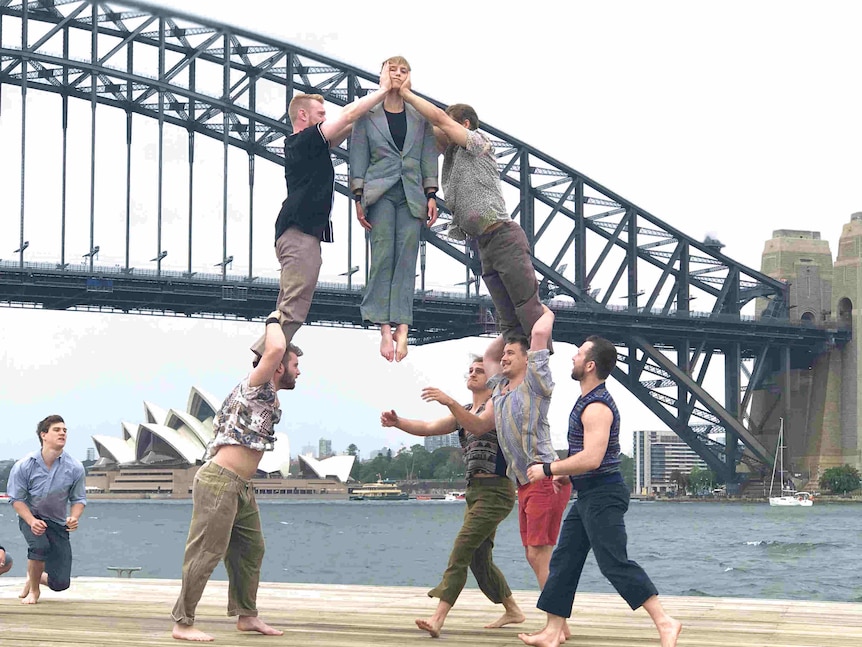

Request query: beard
[
  {"left": 571, "top": 366, "right": 584, "bottom": 381},
  {"left": 278, "top": 373, "right": 296, "bottom": 390}
]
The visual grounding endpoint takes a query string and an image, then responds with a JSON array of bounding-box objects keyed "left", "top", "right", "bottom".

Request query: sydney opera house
[{"left": 86, "top": 387, "right": 355, "bottom": 499}]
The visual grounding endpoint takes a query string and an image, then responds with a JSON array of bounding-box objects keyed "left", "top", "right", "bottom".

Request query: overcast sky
[{"left": 2, "top": 0, "right": 862, "bottom": 464}]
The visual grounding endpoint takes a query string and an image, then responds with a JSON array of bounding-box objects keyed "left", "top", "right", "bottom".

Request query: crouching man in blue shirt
[{"left": 8, "top": 415, "right": 86, "bottom": 604}]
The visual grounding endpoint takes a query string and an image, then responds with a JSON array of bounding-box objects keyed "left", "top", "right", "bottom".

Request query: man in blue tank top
[{"left": 519, "top": 336, "right": 682, "bottom": 647}]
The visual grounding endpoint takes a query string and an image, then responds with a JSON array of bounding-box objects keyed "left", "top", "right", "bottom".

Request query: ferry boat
[
  {"left": 349, "top": 481, "right": 408, "bottom": 501},
  {"left": 444, "top": 491, "right": 466, "bottom": 501}
]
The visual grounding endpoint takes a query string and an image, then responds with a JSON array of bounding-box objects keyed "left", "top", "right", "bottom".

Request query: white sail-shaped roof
[
  {"left": 92, "top": 435, "right": 136, "bottom": 464},
  {"left": 143, "top": 401, "right": 167, "bottom": 425},
  {"left": 121, "top": 422, "right": 140, "bottom": 444},
  {"left": 165, "top": 409, "right": 214, "bottom": 447},
  {"left": 136, "top": 423, "right": 206, "bottom": 464},
  {"left": 298, "top": 454, "right": 355, "bottom": 482},
  {"left": 257, "top": 433, "right": 291, "bottom": 476},
  {"left": 187, "top": 387, "right": 221, "bottom": 424}
]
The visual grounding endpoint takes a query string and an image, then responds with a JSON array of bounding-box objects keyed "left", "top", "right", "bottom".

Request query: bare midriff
[{"left": 211, "top": 444, "right": 264, "bottom": 480}]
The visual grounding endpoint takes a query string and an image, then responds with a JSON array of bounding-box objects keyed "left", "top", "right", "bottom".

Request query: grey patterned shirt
[
  {"left": 205, "top": 376, "right": 281, "bottom": 459},
  {"left": 441, "top": 130, "right": 510, "bottom": 240}
]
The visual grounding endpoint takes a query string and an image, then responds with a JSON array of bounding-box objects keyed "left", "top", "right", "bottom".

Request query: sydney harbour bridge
[{"left": 0, "top": 0, "right": 849, "bottom": 488}]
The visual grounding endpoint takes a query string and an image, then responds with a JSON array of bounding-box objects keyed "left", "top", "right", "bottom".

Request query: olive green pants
[
  {"left": 428, "top": 476, "right": 516, "bottom": 606},
  {"left": 171, "top": 461, "right": 265, "bottom": 625}
]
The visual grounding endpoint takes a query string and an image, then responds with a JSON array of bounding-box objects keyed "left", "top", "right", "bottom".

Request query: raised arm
[
  {"left": 248, "top": 311, "right": 288, "bottom": 388},
  {"left": 483, "top": 334, "right": 506, "bottom": 379},
  {"left": 380, "top": 410, "right": 457, "bottom": 437},
  {"left": 321, "top": 65, "right": 391, "bottom": 146},
  {"left": 400, "top": 73, "right": 468, "bottom": 152},
  {"left": 420, "top": 388, "right": 496, "bottom": 435}
]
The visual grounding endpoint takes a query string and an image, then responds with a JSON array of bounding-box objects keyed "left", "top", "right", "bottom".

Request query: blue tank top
[{"left": 567, "top": 383, "right": 621, "bottom": 489}]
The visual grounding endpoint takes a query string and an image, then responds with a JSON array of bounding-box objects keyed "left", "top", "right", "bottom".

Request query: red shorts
[{"left": 517, "top": 477, "right": 572, "bottom": 547}]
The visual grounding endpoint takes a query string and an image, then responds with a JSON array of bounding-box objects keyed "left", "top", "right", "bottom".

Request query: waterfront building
[
  {"left": 86, "top": 387, "right": 355, "bottom": 499},
  {"left": 633, "top": 430, "right": 709, "bottom": 495},
  {"left": 424, "top": 432, "right": 460, "bottom": 452}
]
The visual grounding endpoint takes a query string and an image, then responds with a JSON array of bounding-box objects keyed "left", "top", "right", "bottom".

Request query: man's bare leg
[
  {"left": 485, "top": 595, "right": 526, "bottom": 629},
  {"left": 18, "top": 570, "right": 46, "bottom": 598},
  {"left": 380, "top": 324, "right": 395, "bottom": 362},
  {"left": 519, "top": 614, "right": 567, "bottom": 647},
  {"left": 0, "top": 558, "right": 12, "bottom": 576},
  {"left": 525, "top": 546, "right": 570, "bottom": 641},
  {"left": 642, "top": 595, "right": 682, "bottom": 647},
  {"left": 172, "top": 623, "right": 214, "bottom": 642},
  {"left": 415, "top": 599, "right": 451, "bottom": 638},
  {"left": 393, "top": 323, "right": 409, "bottom": 362},
  {"left": 236, "top": 616, "right": 283, "bottom": 636},
  {"left": 21, "top": 560, "right": 45, "bottom": 604}
]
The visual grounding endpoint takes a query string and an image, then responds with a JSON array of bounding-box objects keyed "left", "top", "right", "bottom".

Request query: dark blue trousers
[
  {"left": 19, "top": 516, "right": 72, "bottom": 591},
  {"left": 537, "top": 482, "right": 658, "bottom": 617}
]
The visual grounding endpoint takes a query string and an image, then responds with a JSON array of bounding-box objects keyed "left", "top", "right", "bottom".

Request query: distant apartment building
[
  {"left": 633, "top": 430, "right": 708, "bottom": 494},
  {"left": 319, "top": 438, "right": 332, "bottom": 459},
  {"left": 86, "top": 447, "right": 97, "bottom": 462},
  {"left": 301, "top": 444, "right": 316, "bottom": 458},
  {"left": 424, "top": 432, "right": 461, "bottom": 452}
]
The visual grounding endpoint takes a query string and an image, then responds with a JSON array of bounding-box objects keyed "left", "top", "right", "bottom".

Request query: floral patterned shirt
[
  {"left": 441, "top": 129, "right": 510, "bottom": 240},
  {"left": 205, "top": 376, "right": 281, "bottom": 459}
]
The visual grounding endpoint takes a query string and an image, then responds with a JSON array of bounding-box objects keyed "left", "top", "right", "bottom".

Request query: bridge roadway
[{"left": 0, "top": 260, "right": 847, "bottom": 352}]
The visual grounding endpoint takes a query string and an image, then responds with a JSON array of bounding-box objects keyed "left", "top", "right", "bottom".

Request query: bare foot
[
  {"left": 172, "top": 623, "right": 214, "bottom": 642},
  {"left": 518, "top": 627, "right": 562, "bottom": 647},
  {"left": 485, "top": 609, "right": 526, "bottom": 628},
  {"left": 380, "top": 328, "right": 395, "bottom": 362},
  {"left": 236, "top": 616, "right": 283, "bottom": 636},
  {"left": 415, "top": 617, "right": 441, "bottom": 638},
  {"left": 19, "top": 572, "right": 47, "bottom": 598},
  {"left": 394, "top": 325, "right": 409, "bottom": 362},
  {"left": 658, "top": 617, "right": 682, "bottom": 647},
  {"left": 21, "top": 590, "right": 40, "bottom": 605},
  {"left": 563, "top": 620, "right": 571, "bottom": 640}
]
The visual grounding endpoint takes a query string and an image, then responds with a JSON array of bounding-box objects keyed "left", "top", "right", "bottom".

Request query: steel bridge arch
[{"left": 0, "top": 0, "right": 848, "bottom": 485}]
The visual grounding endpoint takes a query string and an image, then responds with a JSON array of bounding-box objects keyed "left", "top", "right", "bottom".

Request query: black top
[
  {"left": 275, "top": 123, "right": 335, "bottom": 242},
  {"left": 385, "top": 109, "right": 407, "bottom": 152}
]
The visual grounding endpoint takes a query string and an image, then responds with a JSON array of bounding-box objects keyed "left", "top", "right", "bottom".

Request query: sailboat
[{"left": 768, "top": 418, "right": 813, "bottom": 507}]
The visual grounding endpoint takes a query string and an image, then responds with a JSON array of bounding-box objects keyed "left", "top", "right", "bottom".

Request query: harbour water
[{"left": 1, "top": 499, "right": 860, "bottom": 603}]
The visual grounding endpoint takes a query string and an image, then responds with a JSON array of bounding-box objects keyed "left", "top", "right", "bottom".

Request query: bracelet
[
  {"left": 426, "top": 191, "right": 437, "bottom": 201},
  {"left": 265, "top": 317, "right": 280, "bottom": 326},
  {"left": 353, "top": 193, "right": 362, "bottom": 202},
  {"left": 543, "top": 462, "right": 553, "bottom": 478}
]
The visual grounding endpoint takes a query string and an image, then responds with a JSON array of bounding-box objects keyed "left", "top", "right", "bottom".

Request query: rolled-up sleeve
[
  {"left": 6, "top": 461, "right": 28, "bottom": 505},
  {"left": 68, "top": 466, "right": 87, "bottom": 507},
  {"left": 525, "top": 349, "right": 554, "bottom": 397}
]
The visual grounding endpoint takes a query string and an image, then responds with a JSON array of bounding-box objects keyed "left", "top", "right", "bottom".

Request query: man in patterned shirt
[
  {"left": 422, "top": 307, "right": 571, "bottom": 643},
  {"left": 172, "top": 311, "right": 300, "bottom": 642},
  {"left": 400, "top": 74, "right": 550, "bottom": 352},
  {"left": 381, "top": 356, "right": 524, "bottom": 638}
]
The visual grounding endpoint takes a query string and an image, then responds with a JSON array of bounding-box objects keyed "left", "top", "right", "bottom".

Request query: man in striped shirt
[{"left": 422, "top": 306, "right": 571, "bottom": 604}]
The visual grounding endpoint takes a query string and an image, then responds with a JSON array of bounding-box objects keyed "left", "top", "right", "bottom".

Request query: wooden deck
[{"left": 1, "top": 577, "right": 860, "bottom": 646}]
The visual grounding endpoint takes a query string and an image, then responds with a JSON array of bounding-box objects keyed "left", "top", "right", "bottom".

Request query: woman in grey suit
[{"left": 350, "top": 56, "right": 439, "bottom": 362}]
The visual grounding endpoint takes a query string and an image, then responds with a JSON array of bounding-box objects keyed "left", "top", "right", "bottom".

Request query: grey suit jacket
[{"left": 349, "top": 103, "right": 439, "bottom": 220}]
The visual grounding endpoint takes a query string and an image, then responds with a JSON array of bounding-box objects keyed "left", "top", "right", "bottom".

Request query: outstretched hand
[
  {"left": 380, "top": 409, "right": 399, "bottom": 427},
  {"left": 421, "top": 387, "right": 456, "bottom": 407}
]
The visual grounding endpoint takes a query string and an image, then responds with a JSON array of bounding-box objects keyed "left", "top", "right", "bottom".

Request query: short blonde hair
[
  {"left": 383, "top": 55, "right": 411, "bottom": 71},
  {"left": 288, "top": 93, "right": 323, "bottom": 124}
]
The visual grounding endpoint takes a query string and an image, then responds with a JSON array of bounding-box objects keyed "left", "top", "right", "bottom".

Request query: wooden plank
[{"left": 0, "top": 578, "right": 860, "bottom": 646}]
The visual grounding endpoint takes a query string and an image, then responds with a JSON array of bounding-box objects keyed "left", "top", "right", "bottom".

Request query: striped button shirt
[{"left": 488, "top": 350, "right": 558, "bottom": 486}]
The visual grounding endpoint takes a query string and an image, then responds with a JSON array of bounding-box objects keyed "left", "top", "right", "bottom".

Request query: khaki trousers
[{"left": 171, "top": 461, "right": 265, "bottom": 625}]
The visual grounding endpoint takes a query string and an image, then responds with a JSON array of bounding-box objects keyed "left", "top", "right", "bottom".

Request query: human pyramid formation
[{"left": 2, "top": 57, "right": 681, "bottom": 647}]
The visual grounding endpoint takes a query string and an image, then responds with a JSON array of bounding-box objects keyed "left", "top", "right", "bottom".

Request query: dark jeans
[
  {"left": 537, "top": 482, "right": 658, "bottom": 617},
  {"left": 18, "top": 516, "right": 72, "bottom": 591},
  {"left": 427, "top": 476, "right": 516, "bottom": 606}
]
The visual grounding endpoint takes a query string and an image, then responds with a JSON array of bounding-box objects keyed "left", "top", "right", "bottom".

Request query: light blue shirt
[{"left": 7, "top": 450, "right": 87, "bottom": 525}]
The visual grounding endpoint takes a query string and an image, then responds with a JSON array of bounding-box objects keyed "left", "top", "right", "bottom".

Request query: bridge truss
[{"left": 0, "top": 0, "right": 849, "bottom": 485}]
